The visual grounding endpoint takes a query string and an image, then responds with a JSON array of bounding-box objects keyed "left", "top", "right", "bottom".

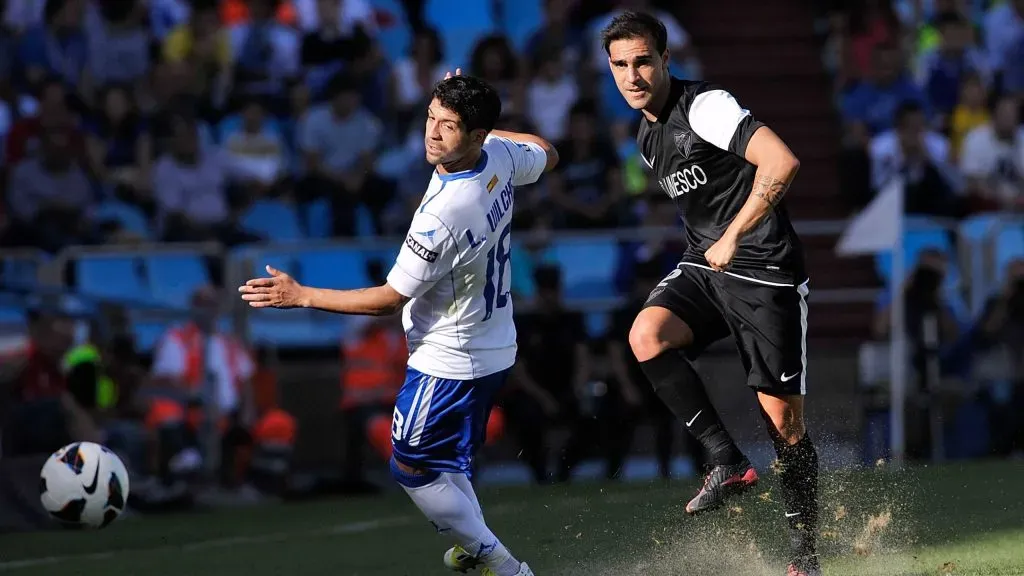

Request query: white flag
[{"left": 836, "top": 179, "right": 904, "bottom": 256}]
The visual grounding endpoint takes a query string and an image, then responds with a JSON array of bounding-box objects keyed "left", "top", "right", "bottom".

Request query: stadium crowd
[
  {"left": 825, "top": 0, "right": 1024, "bottom": 459},
  {"left": 1, "top": 0, "right": 1023, "bottom": 519},
  {"left": 0, "top": 0, "right": 707, "bottom": 509}
]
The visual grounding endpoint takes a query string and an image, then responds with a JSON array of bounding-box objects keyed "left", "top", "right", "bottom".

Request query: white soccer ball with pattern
[{"left": 39, "top": 442, "right": 130, "bottom": 529}]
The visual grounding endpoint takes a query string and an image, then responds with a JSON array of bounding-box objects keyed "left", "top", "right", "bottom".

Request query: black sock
[
  {"left": 775, "top": 433, "right": 819, "bottom": 554},
  {"left": 639, "top": 349, "right": 743, "bottom": 466}
]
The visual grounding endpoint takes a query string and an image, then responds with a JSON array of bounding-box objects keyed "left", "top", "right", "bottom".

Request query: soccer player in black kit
[{"left": 602, "top": 12, "right": 820, "bottom": 576}]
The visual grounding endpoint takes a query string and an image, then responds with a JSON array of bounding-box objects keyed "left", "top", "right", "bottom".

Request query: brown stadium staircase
[{"left": 680, "top": 0, "right": 879, "bottom": 341}]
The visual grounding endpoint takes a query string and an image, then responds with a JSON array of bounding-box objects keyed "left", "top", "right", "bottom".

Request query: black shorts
[{"left": 643, "top": 263, "right": 809, "bottom": 396}]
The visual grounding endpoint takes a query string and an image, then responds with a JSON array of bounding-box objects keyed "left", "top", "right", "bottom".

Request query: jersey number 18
[{"left": 482, "top": 222, "right": 512, "bottom": 322}]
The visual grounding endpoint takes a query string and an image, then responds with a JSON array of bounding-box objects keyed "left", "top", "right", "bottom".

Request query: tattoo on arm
[{"left": 753, "top": 175, "right": 789, "bottom": 207}]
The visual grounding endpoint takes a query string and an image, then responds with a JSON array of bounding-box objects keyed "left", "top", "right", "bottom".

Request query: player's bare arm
[
  {"left": 704, "top": 127, "right": 800, "bottom": 271},
  {"left": 238, "top": 265, "right": 409, "bottom": 316}
]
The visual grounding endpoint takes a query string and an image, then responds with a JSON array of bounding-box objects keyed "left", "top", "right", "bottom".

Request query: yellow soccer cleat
[{"left": 444, "top": 546, "right": 484, "bottom": 573}]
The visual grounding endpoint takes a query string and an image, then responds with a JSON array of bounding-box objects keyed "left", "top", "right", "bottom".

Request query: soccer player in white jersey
[{"left": 239, "top": 72, "right": 558, "bottom": 576}]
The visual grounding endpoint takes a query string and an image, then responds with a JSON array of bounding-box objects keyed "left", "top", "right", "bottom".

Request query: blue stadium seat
[
  {"left": 146, "top": 254, "right": 211, "bottom": 309},
  {"left": 240, "top": 200, "right": 304, "bottom": 242},
  {"left": 247, "top": 309, "right": 346, "bottom": 347},
  {"left": 251, "top": 251, "right": 300, "bottom": 282},
  {"left": 501, "top": 0, "right": 543, "bottom": 51},
  {"left": 303, "top": 198, "right": 333, "bottom": 239},
  {"left": 300, "top": 249, "right": 371, "bottom": 290},
  {"left": 94, "top": 201, "right": 152, "bottom": 240},
  {"left": 1, "top": 256, "right": 43, "bottom": 289},
  {"left": 424, "top": 0, "right": 495, "bottom": 69},
  {"left": 584, "top": 312, "right": 610, "bottom": 339},
  {"left": 958, "top": 213, "right": 1002, "bottom": 243},
  {"left": 875, "top": 228, "right": 954, "bottom": 284},
  {"left": 132, "top": 319, "right": 168, "bottom": 353},
  {"left": 424, "top": 0, "right": 494, "bottom": 30},
  {"left": 994, "top": 225, "right": 1024, "bottom": 284},
  {"left": 367, "top": 0, "right": 412, "bottom": 61},
  {"left": 76, "top": 256, "right": 149, "bottom": 303},
  {"left": 355, "top": 205, "right": 377, "bottom": 238},
  {"left": 0, "top": 304, "right": 27, "bottom": 325},
  {"left": 550, "top": 239, "right": 619, "bottom": 299}
]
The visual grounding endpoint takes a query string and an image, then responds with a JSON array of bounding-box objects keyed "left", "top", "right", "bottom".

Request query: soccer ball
[{"left": 39, "top": 442, "right": 130, "bottom": 529}]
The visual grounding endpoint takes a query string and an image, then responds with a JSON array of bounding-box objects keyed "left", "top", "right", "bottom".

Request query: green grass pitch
[{"left": 2, "top": 460, "right": 1022, "bottom": 575}]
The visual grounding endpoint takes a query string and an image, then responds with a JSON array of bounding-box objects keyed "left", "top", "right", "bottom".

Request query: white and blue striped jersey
[{"left": 386, "top": 135, "right": 548, "bottom": 380}]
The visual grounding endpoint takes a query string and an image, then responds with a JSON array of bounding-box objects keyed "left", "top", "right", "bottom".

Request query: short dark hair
[
  {"left": 430, "top": 75, "right": 502, "bottom": 133},
  {"left": 601, "top": 11, "right": 668, "bottom": 56}
]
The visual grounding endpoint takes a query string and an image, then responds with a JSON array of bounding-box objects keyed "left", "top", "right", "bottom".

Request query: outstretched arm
[{"left": 238, "top": 265, "right": 409, "bottom": 316}]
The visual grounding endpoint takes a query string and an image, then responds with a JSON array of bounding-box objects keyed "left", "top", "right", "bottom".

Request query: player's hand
[
  {"left": 238, "top": 265, "right": 309, "bottom": 308},
  {"left": 443, "top": 68, "right": 462, "bottom": 79},
  {"left": 704, "top": 234, "right": 739, "bottom": 272}
]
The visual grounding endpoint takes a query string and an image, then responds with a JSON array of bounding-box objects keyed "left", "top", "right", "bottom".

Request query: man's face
[
  {"left": 897, "top": 111, "right": 926, "bottom": 150},
  {"left": 331, "top": 90, "right": 360, "bottom": 117},
  {"left": 941, "top": 22, "right": 970, "bottom": 52},
  {"left": 424, "top": 99, "right": 481, "bottom": 166},
  {"left": 41, "top": 129, "right": 71, "bottom": 164},
  {"left": 993, "top": 98, "right": 1020, "bottom": 134},
  {"left": 607, "top": 35, "right": 669, "bottom": 111},
  {"left": 171, "top": 119, "right": 198, "bottom": 156},
  {"left": 872, "top": 47, "right": 902, "bottom": 84}
]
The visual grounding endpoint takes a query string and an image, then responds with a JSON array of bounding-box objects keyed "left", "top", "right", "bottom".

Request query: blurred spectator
[
  {"left": 842, "top": 0, "right": 903, "bottom": 83},
  {"left": 606, "top": 257, "right": 702, "bottom": 479},
  {"left": 162, "top": 0, "right": 233, "bottom": 111},
  {"left": 301, "top": 0, "right": 378, "bottom": 98},
  {"left": 949, "top": 72, "right": 990, "bottom": 159},
  {"left": 293, "top": 0, "right": 378, "bottom": 36},
  {"left": 547, "top": 100, "right": 622, "bottom": 229},
  {"left": 219, "top": 96, "right": 288, "bottom": 198},
  {"left": 85, "top": 84, "right": 153, "bottom": 211},
  {"left": 843, "top": 42, "right": 928, "bottom": 137},
  {"left": 2, "top": 307, "right": 102, "bottom": 457},
  {"left": 152, "top": 112, "right": 236, "bottom": 243},
  {"left": 974, "top": 258, "right": 1024, "bottom": 455},
  {"left": 915, "top": 12, "right": 989, "bottom": 124},
  {"left": 510, "top": 216, "right": 554, "bottom": 302},
  {"left": 470, "top": 35, "right": 523, "bottom": 115},
  {"left": 982, "top": 0, "right": 1024, "bottom": 78},
  {"left": 504, "top": 265, "right": 586, "bottom": 483},
  {"left": 148, "top": 0, "right": 191, "bottom": 41},
  {"left": 389, "top": 26, "right": 449, "bottom": 132},
  {"left": 3, "top": 77, "right": 84, "bottom": 166},
  {"left": 4, "top": 0, "right": 46, "bottom": 34},
  {"left": 220, "top": 0, "right": 297, "bottom": 27},
  {"left": 7, "top": 125, "right": 94, "bottom": 252},
  {"left": 873, "top": 249, "right": 962, "bottom": 347},
  {"left": 869, "top": 101, "right": 961, "bottom": 216},
  {"left": 15, "top": 0, "right": 87, "bottom": 94},
  {"left": 526, "top": 42, "right": 578, "bottom": 143},
  {"left": 1001, "top": 23, "right": 1024, "bottom": 98},
  {"left": 147, "top": 287, "right": 297, "bottom": 491},
  {"left": 87, "top": 0, "right": 150, "bottom": 87},
  {"left": 960, "top": 94, "right": 1024, "bottom": 211},
  {"left": 338, "top": 260, "right": 406, "bottom": 494},
  {"left": 525, "top": 0, "right": 586, "bottom": 71},
  {"left": 297, "top": 73, "right": 392, "bottom": 236},
  {"left": 228, "top": 0, "right": 300, "bottom": 106}
]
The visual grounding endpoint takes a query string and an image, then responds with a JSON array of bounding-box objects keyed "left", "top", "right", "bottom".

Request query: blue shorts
[{"left": 391, "top": 366, "right": 510, "bottom": 478}]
